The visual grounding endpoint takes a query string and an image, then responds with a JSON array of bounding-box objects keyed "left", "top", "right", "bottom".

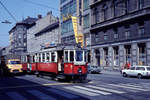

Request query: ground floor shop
[{"left": 90, "top": 39, "right": 150, "bottom": 70}]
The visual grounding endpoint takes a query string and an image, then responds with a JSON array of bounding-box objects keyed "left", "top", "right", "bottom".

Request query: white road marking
[
  {"left": 27, "top": 89, "right": 56, "bottom": 100},
  {"left": 6, "top": 92, "right": 27, "bottom": 100},
  {"left": 109, "top": 84, "right": 149, "bottom": 91},
  {"left": 64, "top": 86, "right": 99, "bottom": 96},
  {"left": 73, "top": 86, "right": 111, "bottom": 95},
  {"left": 46, "top": 88, "right": 79, "bottom": 99},
  {"left": 86, "top": 85, "right": 125, "bottom": 94},
  {"left": 140, "top": 82, "right": 150, "bottom": 87},
  {"left": 119, "top": 83, "right": 146, "bottom": 89}
]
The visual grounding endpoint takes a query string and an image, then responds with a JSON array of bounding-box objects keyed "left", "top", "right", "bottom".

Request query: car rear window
[{"left": 146, "top": 67, "right": 150, "bottom": 71}]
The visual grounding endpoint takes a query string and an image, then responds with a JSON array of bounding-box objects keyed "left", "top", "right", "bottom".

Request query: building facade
[
  {"left": 27, "top": 12, "right": 60, "bottom": 53},
  {"left": 90, "top": 0, "right": 150, "bottom": 70},
  {"left": 9, "top": 17, "right": 37, "bottom": 55},
  {"left": 60, "top": 0, "right": 91, "bottom": 48}
]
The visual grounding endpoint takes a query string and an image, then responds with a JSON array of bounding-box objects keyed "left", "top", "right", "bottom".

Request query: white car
[{"left": 122, "top": 65, "right": 150, "bottom": 79}]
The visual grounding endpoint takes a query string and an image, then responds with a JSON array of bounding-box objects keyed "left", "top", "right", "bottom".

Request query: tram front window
[
  {"left": 9, "top": 61, "right": 21, "bottom": 64},
  {"left": 75, "top": 51, "right": 83, "bottom": 62}
]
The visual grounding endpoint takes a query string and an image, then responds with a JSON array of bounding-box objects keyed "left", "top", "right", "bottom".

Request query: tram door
[
  {"left": 57, "top": 50, "right": 64, "bottom": 73},
  {"left": 26, "top": 55, "right": 31, "bottom": 71}
]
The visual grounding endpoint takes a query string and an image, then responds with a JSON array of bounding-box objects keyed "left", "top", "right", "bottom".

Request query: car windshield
[
  {"left": 75, "top": 51, "right": 83, "bottom": 62},
  {"left": 146, "top": 67, "right": 150, "bottom": 71},
  {"left": 9, "top": 61, "right": 20, "bottom": 64}
]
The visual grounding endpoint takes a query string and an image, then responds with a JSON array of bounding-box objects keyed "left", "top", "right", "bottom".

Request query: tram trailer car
[{"left": 21, "top": 45, "right": 88, "bottom": 81}]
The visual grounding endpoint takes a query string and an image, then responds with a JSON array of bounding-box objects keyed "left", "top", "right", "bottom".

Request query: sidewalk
[{"left": 101, "top": 69, "right": 121, "bottom": 75}]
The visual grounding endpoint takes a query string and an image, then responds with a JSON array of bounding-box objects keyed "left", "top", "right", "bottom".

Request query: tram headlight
[{"left": 78, "top": 68, "right": 82, "bottom": 73}]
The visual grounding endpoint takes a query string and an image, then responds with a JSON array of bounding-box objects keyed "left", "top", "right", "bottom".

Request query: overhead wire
[
  {"left": 0, "top": 0, "right": 17, "bottom": 22},
  {"left": 23, "top": 0, "right": 59, "bottom": 12}
]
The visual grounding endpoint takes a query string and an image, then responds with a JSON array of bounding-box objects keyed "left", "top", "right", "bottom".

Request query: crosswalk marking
[
  {"left": 119, "top": 83, "right": 147, "bottom": 89},
  {"left": 73, "top": 86, "right": 111, "bottom": 95},
  {"left": 86, "top": 85, "right": 125, "bottom": 94},
  {"left": 140, "top": 82, "right": 150, "bottom": 87},
  {"left": 108, "top": 84, "right": 149, "bottom": 92},
  {"left": 27, "top": 89, "right": 56, "bottom": 100},
  {"left": 4, "top": 82, "right": 150, "bottom": 100},
  {"left": 46, "top": 88, "right": 79, "bottom": 99},
  {"left": 6, "top": 92, "right": 27, "bottom": 100},
  {"left": 64, "top": 86, "right": 99, "bottom": 96}
]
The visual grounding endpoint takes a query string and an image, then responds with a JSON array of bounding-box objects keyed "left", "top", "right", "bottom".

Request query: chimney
[
  {"left": 47, "top": 11, "right": 52, "bottom": 15},
  {"left": 37, "top": 14, "right": 42, "bottom": 19}
]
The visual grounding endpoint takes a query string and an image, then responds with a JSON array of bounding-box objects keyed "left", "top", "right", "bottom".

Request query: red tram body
[{"left": 21, "top": 44, "right": 88, "bottom": 81}]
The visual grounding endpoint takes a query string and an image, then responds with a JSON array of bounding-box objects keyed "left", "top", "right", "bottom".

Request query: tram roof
[
  {"left": 41, "top": 43, "right": 87, "bottom": 52},
  {"left": 23, "top": 43, "right": 87, "bottom": 55}
]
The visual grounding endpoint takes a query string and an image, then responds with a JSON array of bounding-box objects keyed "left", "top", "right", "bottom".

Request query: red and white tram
[{"left": 21, "top": 44, "right": 88, "bottom": 81}]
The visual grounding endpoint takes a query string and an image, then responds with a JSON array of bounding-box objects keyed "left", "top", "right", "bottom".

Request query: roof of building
[
  {"left": 22, "top": 17, "right": 38, "bottom": 24},
  {"left": 9, "top": 17, "right": 38, "bottom": 33},
  {"left": 35, "top": 21, "right": 59, "bottom": 36}
]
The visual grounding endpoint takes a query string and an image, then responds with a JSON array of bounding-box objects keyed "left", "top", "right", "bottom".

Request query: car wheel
[
  {"left": 123, "top": 73, "right": 127, "bottom": 77},
  {"left": 137, "top": 74, "right": 142, "bottom": 79}
]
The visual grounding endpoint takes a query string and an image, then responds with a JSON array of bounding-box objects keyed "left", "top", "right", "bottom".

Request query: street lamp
[{"left": 1, "top": 20, "right": 12, "bottom": 24}]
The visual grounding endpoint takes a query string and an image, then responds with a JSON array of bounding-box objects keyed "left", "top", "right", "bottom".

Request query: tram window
[
  {"left": 84, "top": 51, "right": 87, "bottom": 62},
  {"left": 42, "top": 53, "right": 45, "bottom": 62},
  {"left": 65, "top": 51, "right": 68, "bottom": 62},
  {"left": 51, "top": 52, "right": 56, "bottom": 62},
  {"left": 35, "top": 53, "right": 38, "bottom": 62},
  {"left": 70, "top": 51, "right": 74, "bottom": 62},
  {"left": 76, "top": 51, "right": 83, "bottom": 61},
  {"left": 46, "top": 53, "right": 50, "bottom": 62},
  {"left": 39, "top": 54, "right": 41, "bottom": 62},
  {"left": 49, "top": 52, "right": 51, "bottom": 62},
  {"left": 32, "top": 56, "right": 34, "bottom": 63},
  {"left": 31, "top": 56, "right": 33, "bottom": 63}
]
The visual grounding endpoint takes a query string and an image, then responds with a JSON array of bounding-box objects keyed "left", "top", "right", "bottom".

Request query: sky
[{"left": 0, "top": 0, "right": 59, "bottom": 47}]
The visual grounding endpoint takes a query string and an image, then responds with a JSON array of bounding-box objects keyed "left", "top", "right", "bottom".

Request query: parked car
[
  {"left": 122, "top": 65, "right": 150, "bottom": 79},
  {"left": 88, "top": 65, "right": 101, "bottom": 74}
]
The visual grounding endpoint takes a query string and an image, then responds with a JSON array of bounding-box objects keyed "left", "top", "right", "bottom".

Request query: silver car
[{"left": 88, "top": 65, "right": 101, "bottom": 74}]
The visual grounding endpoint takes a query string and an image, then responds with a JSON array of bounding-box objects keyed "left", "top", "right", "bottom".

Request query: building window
[
  {"left": 125, "top": 30, "right": 130, "bottom": 38},
  {"left": 79, "top": 0, "right": 82, "bottom": 9},
  {"left": 83, "top": 14, "right": 89, "bottom": 29},
  {"left": 138, "top": 27, "right": 145, "bottom": 36},
  {"left": 18, "top": 34, "right": 21, "bottom": 39},
  {"left": 24, "top": 43, "right": 26, "bottom": 46},
  {"left": 104, "top": 34, "right": 108, "bottom": 40},
  {"left": 95, "top": 32, "right": 99, "bottom": 43},
  {"left": 125, "top": 0, "right": 129, "bottom": 14},
  {"left": 114, "top": 28, "right": 118, "bottom": 39},
  {"left": 60, "top": 0, "right": 76, "bottom": 18},
  {"left": 83, "top": 0, "right": 89, "bottom": 10},
  {"left": 102, "top": 4, "right": 108, "bottom": 21},
  {"left": 93, "top": 7, "right": 100, "bottom": 24},
  {"left": 139, "top": 0, "right": 144, "bottom": 9}
]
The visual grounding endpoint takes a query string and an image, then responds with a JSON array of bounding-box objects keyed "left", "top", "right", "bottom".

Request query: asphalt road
[{"left": 0, "top": 72, "right": 150, "bottom": 100}]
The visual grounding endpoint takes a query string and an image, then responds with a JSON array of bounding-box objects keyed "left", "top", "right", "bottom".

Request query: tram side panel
[
  {"left": 31, "top": 63, "right": 36, "bottom": 72},
  {"left": 22, "top": 63, "right": 28, "bottom": 72},
  {"left": 37, "top": 62, "right": 58, "bottom": 74}
]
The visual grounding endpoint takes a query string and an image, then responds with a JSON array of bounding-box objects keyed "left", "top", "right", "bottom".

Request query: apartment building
[
  {"left": 27, "top": 12, "right": 60, "bottom": 53},
  {"left": 60, "top": 0, "right": 90, "bottom": 47},
  {"left": 9, "top": 17, "right": 37, "bottom": 55},
  {"left": 90, "top": 0, "right": 150, "bottom": 70}
]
